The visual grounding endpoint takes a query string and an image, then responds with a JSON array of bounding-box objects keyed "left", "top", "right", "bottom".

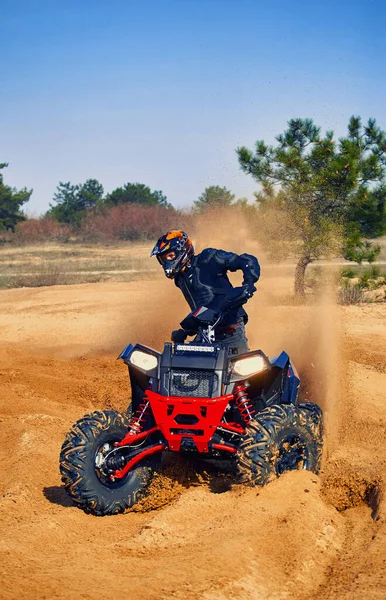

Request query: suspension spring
[
  {"left": 234, "top": 385, "right": 255, "bottom": 425},
  {"left": 128, "top": 396, "right": 151, "bottom": 435}
]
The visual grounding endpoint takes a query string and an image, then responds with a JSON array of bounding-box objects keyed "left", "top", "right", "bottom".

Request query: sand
[{"left": 0, "top": 278, "right": 385, "bottom": 600}]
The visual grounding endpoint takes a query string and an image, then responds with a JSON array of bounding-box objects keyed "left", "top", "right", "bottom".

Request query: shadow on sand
[{"left": 43, "top": 486, "right": 73, "bottom": 508}]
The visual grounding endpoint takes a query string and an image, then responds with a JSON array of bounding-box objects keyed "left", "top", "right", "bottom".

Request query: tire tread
[
  {"left": 237, "top": 402, "right": 323, "bottom": 486},
  {"left": 60, "top": 410, "right": 155, "bottom": 516}
]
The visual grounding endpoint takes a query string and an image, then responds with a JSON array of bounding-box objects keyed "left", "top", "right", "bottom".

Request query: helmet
[{"left": 151, "top": 230, "right": 194, "bottom": 278}]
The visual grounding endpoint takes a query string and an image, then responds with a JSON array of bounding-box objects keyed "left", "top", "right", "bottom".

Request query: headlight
[
  {"left": 130, "top": 350, "right": 158, "bottom": 371},
  {"left": 232, "top": 355, "right": 267, "bottom": 377}
]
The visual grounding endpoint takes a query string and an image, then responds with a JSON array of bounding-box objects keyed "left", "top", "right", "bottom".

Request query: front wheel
[
  {"left": 60, "top": 410, "right": 157, "bottom": 516},
  {"left": 237, "top": 403, "right": 323, "bottom": 486}
]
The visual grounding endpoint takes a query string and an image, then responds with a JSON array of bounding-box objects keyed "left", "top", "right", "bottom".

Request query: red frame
[
  {"left": 112, "top": 389, "right": 245, "bottom": 479},
  {"left": 149, "top": 389, "right": 235, "bottom": 452}
]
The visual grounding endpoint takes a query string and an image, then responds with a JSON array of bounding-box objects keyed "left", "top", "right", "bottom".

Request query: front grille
[{"left": 170, "top": 369, "right": 216, "bottom": 397}]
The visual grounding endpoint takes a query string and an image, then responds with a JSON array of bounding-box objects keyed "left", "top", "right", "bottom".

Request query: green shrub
[
  {"left": 358, "top": 271, "right": 372, "bottom": 289},
  {"left": 369, "top": 265, "right": 381, "bottom": 279},
  {"left": 341, "top": 267, "right": 357, "bottom": 279}
]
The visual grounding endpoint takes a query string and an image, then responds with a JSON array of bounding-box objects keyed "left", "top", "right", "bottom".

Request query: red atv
[{"left": 60, "top": 304, "right": 323, "bottom": 516}]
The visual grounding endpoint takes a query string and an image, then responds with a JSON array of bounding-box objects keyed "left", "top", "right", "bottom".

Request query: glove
[
  {"left": 171, "top": 329, "right": 188, "bottom": 343},
  {"left": 220, "top": 286, "right": 248, "bottom": 312},
  {"left": 243, "top": 283, "right": 256, "bottom": 299}
]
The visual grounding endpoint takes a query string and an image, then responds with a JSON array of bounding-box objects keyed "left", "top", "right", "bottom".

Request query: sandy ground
[{"left": 0, "top": 276, "right": 385, "bottom": 600}]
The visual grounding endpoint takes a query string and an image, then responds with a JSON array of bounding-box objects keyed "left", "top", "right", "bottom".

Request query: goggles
[{"left": 158, "top": 251, "right": 177, "bottom": 264}]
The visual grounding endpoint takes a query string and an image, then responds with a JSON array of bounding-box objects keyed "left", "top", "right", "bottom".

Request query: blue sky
[{"left": 2, "top": 0, "right": 386, "bottom": 214}]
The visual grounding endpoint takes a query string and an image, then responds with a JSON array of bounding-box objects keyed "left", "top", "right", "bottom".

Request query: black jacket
[{"left": 174, "top": 248, "right": 260, "bottom": 326}]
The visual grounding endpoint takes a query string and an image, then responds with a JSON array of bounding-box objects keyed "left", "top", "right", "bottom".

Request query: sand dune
[{"left": 0, "top": 280, "right": 385, "bottom": 599}]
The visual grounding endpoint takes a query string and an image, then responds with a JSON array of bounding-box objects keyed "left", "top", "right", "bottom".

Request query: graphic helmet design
[{"left": 151, "top": 230, "right": 194, "bottom": 278}]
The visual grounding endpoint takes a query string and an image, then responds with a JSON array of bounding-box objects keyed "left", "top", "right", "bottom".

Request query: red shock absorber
[
  {"left": 234, "top": 384, "right": 255, "bottom": 425},
  {"left": 128, "top": 396, "right": 151, "bottom": 435}
]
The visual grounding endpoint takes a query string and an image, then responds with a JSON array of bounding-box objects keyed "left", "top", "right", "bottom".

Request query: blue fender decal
[
  {"left": 269, "top": 351, "right": 290, "bottom": 369},
  {"left": 117, "top": 343, "right": 134, "bottom": 361}
]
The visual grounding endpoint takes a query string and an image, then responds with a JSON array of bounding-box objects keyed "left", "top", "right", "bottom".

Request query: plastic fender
[
  {"left": 269, "top": 351, "right": 289, "bottom": 369},
  {"left": 117, "top": 343, "right": 135, "bottom": 363},
  {"left": 269, "top": 352, "right": 300, "bottom": 404}
]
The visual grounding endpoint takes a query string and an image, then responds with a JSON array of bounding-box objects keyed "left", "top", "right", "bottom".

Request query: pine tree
[
  {"left": 193, "top": 186, "right": 235, "bottom": 213},
  {"left": 237, "top": 117, "right": 386, "bottom": 295},
  {"left": 48, "top": 179, "right": 104, "bottom": 225},
  {"left": 104, "top": 183, "right": 170, "bottom": 208},
  {"left": 0, "top": 163, "right": 32, "bottom": 231}
]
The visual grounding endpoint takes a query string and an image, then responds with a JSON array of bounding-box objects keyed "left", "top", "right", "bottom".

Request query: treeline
[
  {"left": 47, "top": 180, "right": 173, "bottom": 226},
  {"left": 10, "top": 204, "right": 193, "bottom": 244},
  {"left": 1, "top": 115, "right": 386, "bottom": 295},
  {"left": 0, "top": 163, "right": 239, "bottom": 243}
]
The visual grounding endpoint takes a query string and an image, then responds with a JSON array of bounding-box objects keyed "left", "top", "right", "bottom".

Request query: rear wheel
[
  {"left": 237, "top": 403, "right": 323, "bottom": 486},
  {"left": 60, "top": 410, "right": 157, "bottom": 516}
]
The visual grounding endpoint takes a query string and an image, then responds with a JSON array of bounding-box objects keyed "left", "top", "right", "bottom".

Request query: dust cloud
[{"left": 108, "top": 208, "right": 358, "bottom": 464}]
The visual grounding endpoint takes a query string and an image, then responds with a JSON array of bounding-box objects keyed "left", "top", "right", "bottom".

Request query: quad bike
[{"left": 60, "top": 288, "right": 323, "bottom": 516}]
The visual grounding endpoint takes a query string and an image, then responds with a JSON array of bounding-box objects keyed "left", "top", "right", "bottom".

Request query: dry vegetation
[
  {"left": 1, "top": 241, "right": 385, "bottom": 309},
  {"left": 0, "top": 243, "right": 160, "bottom": 288},
  {"left": 1, "top": 219, "right": 386, "bottom": 308}
]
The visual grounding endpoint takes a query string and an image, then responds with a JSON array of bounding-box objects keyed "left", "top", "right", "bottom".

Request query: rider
[{"left": 151, "top": 230, "right": 260, "bottom": 355}]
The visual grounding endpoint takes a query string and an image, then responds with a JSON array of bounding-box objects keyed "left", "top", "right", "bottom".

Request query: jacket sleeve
[{"left": 209, "top": 248, "right": 260, "bottom": 288}]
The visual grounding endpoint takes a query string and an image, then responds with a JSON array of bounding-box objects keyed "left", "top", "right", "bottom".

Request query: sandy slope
[{"left": 0, "top": 280, "right": 385, "bottom": 600}]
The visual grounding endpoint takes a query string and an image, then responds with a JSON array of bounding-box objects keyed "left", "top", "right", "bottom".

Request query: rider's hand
[
  {"left": 243, "top": 283, "right": 256, "bottom": 299},
  {"left": 220, "top": 286, "right": 247, "bottom": 312},
  {"left": 171, "top": 329, "right": 188, "bottom": 343}
]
